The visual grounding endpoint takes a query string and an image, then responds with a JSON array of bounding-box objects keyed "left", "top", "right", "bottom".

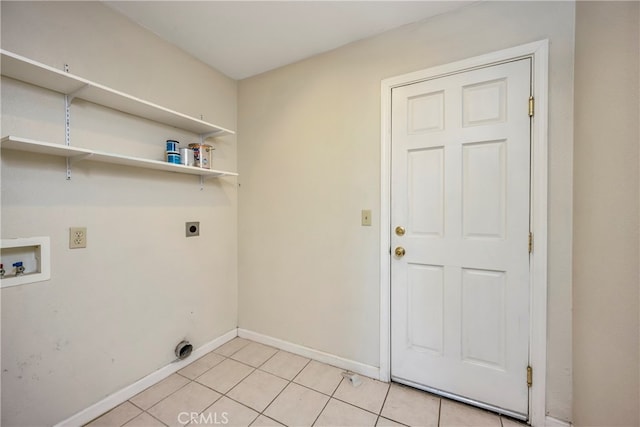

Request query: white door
[{"left": 390, "top": 59, "right": 531, "bottom": 417}]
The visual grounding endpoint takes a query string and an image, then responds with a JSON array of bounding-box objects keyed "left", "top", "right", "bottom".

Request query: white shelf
[
  {"left": 0, "top": 50, "right": 234, "bottom": 137},
  {"left": 1, "top": 136, "right": 238, "bottom": 179}
]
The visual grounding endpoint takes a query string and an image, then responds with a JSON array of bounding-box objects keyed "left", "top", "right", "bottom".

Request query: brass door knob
[
  {"left": 395, "top": 246, "right": 406, "bottom": 257},
  {"left": 395, "top": 226, "right": 406, "bottom": 236}
]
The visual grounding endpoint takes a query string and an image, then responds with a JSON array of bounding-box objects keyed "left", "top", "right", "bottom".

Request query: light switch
[{"left": 361, "top": 209, "right": 372, "bottom": 226}]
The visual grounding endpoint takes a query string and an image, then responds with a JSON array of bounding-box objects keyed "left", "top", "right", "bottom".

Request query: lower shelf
[{"left": 1, "top": 136, "right": 238, "bottom": 179}]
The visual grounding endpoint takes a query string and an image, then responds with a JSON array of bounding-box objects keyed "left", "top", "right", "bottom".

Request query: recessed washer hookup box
[{"left": 1, "top": 236, "right": 50, "bottom": 288}]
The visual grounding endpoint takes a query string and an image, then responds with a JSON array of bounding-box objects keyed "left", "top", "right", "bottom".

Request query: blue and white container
[
  {"left": 165, "top": 151, "right": 181, "bottom": 164},
  {"left": 166, "top": 140, "right": 180, "bottom": 152}
]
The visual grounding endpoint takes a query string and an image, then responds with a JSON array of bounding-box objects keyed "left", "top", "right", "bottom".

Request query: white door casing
[
  {"left": 390, "top": 58, "right": 531, "bottom": 417},
  {"left": 379, "top": 40, "right": 549, "bottom": 426}
]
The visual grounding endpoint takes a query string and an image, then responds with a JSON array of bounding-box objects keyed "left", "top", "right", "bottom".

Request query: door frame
[{"left": 379, "top": 40, "right": 548, "bottom": 426}]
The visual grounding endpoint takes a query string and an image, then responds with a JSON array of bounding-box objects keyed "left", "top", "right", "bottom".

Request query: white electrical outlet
[{"left": 69, "top": 227, "right": 87, "bottom": 249}]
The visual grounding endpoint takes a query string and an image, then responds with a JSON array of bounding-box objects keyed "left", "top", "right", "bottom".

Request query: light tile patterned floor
[{"left": 86, "top": 338, "right": 528, "bottom": 427}]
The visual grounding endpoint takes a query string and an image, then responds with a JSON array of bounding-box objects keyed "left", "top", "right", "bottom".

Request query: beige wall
[
  {"left": 238, "top": 1, "right": 575, "bottom": 422},
  {"left": 1, "top": 2, "right": 237, "bottom": 425},
  {"left": 573, "top": 2, "right": 640, "bottom": 426}
]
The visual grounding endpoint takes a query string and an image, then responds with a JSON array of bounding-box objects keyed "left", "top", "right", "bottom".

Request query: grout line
[
  {"left": 377, "top": 380, "right": 393, "bottom": 424},
  {"left": 329, "top": 375, "right": 344, "bottom": 396},
  {"left": 143, "top": 410, "right": 168, "bottom": 426},
  {"left": 213, "top": 337, "right": 252, "bottom": 358},
  {"left": 330, "top": 395, "right": 385, "bottom": 418},
  {"left": 216, "top": 394, "right": 262, "bottom": 425},
  {"left": 310, "top": 378, "right": 342, "bottom": 426},
  {"left": 293, "top": 381, "right": 333, "bottom": 398},
  {"left": 127, "top": 399, "right": 145, "bottom": 412},
  {"left": 220, "top": 347, "right": 292, "bottom": 412},
  {"left": 331, "top": 371, "right": 391, "bottom": 416},
  {"left": 84, "top": 401, "right": 140, "bottom": 427},
  {"left": 256, "top": 379, "right": 290, "bottom": 424},
  {"left": 186, "top": 355, "right": 251, "bottom": 412},
  {"left": 136, "top": 377, "right": 193, "bottom": 415},
  {"left": 257, "top": 361, "right": 311, "bottom": 383},
  {"left": 259, "top": 357, "right": 315, "bottom": 424},
  {"left": 221, "top": 351, "right": 315, "bottom": 426}
]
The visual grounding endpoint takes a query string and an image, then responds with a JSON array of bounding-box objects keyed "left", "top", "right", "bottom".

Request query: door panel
[
  {"left": 462, "top": 78, "right": 507, "bottom": 127},
  {"left": 408, "top": 148, "right": 444, "bottom": 236},
  {"left": 408, "top": 263, "right": 444, "bottom": 354},
  {"left": 461, "top": 268, "right": 506, "bottom": 370},
  {"left": 462, "top": 140, "right": 506, "bottom": 239},
  {"left": 408, "top": 91, "right": 444, "bottom": 133},
  {"left": 391, "top": 59, "right": 531, "bottom": 416}
]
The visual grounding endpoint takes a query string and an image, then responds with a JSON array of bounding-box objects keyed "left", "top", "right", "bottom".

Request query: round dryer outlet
[{"left": 185, "top": 221, "right": 200, "bottom": 237}]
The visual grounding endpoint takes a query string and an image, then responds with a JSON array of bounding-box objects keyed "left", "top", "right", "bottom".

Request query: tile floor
[{"left": 86, "top": 338, "right": 528, "bottom": 427}]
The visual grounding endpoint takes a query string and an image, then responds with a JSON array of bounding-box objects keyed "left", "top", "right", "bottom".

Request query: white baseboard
[
  {"left": 237, "top": 328, "right": 380, "bottom": 380},
  {"left": 56, "top": 327, "right": 564, "bottom": 427},
  {"left": 545, "top": 416, "right": 572, "bottom": 427},
  {"left": 55, "top": 329, "right": 238, "bottom": 427}
]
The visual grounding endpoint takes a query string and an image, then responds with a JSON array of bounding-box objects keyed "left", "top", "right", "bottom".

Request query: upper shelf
[
  {"left": 0, "top": 50, "right": 235, "bottom": 137},
  {"left": 1, "top": 136, "right": 238, "bottom": 178}
]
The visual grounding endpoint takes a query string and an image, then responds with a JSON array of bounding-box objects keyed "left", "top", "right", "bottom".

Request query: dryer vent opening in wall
[{"left": 175, "top": 340, "right": 193, "bottom": 360}]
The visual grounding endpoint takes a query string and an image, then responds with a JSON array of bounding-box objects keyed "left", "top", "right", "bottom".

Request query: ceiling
[{"left": 104, "top": 1, "right": 475, "bottom": 80}]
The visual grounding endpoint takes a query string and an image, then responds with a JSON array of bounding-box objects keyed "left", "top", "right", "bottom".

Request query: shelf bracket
[
  {"left": 66, "top": 157, "right": 72, "bottom": 180},
  {"left": 66, "top": 153, "right": 93, "bottom": 180},
  {"left": 199, "top": 130, "right": 224, "bottom": 142},
  {"left": 67, "top": 84, "right": 89, "bottom": 103},
  {"left": 199, "top": 172, "right": 225, "bottom": 189},
  {"left": 69, "top": 153, "right": 93, "bottom": 165},
  {"left": 203, "top": 172, "right": 225, "bottom": 181}
]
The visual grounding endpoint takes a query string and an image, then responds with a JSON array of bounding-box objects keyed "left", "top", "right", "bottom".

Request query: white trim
[
  {"left": 379, "top": 73, "right": 392, "bottom": 384},
  {"left": 379, "top": 40, "right": 549, "bottom": 427},
  {"left": 528, "top": 40, "right": 549, "bottom": 427},
  {"left": 238, "top": 329, "right": 380, "bottom": 380},
  {"left": 545, "top": 416, "right": 572, "bottom": 427},
  {"left": 54, "top": 329, "right": 238, "bottom": 427}
]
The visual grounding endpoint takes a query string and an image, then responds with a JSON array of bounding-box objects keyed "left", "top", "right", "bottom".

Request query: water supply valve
[{"left": 13, "top": 261, "right": 25, "bottom": 276}]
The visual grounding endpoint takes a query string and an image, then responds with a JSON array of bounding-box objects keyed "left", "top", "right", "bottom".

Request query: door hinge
[
  {"left": 528, "top": 96, "right": 535, "bottom": 117},
  {"left": 527, "top": 365, "right": 533, "bottom": 387},
  {"left": 528, "top": 232, "right": 533, "bottom": 254}
]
